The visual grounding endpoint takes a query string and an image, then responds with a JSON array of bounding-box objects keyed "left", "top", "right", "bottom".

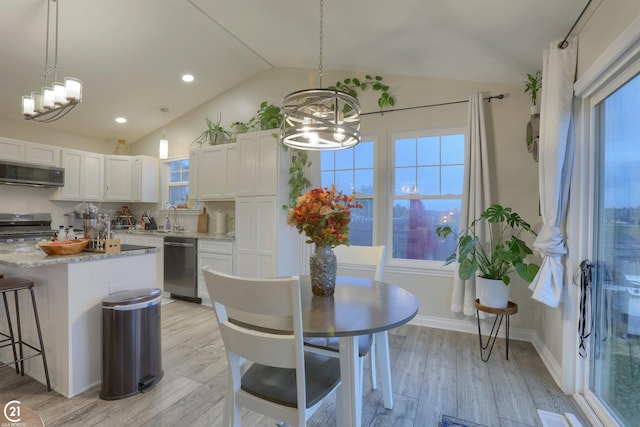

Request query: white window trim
[
  {"left": 385, "top": 126, "right": 465, "bottom": 271},
  {"left": 161, "top": 156, "right": 190, "bottom": 209}
]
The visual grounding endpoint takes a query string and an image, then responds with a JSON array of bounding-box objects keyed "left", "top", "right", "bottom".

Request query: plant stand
[{"left": 474, "top": 299, "right": 518, "bottom": 362}]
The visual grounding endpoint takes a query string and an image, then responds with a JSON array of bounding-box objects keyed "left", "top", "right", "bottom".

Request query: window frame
[
  {"left": 385, "top": 126, "right": 466, "bottom": 272},
  {"left": 161, "top": 156, "right": 190, "bottom": 209},
  {"left": 319, "top": 135, "right": 377, "bottom": 246}
]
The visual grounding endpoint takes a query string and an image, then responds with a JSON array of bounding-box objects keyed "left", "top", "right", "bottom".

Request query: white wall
[
  {"left": 130, "top": 67, "right": 540, "bottom": 331},
  {"left": 0, "top": 66, "right": 540, "bottom": 333}
]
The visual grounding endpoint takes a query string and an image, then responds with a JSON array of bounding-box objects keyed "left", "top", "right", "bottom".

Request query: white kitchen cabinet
[
  {"left": 188, "top": 144, "right": 237, "bottom": 201},
  {"left": 118, "top": 234, "right": 164, "bottom": 290},
  {"left": 234, "top": 130, "right": 306, "bottom": 278},
  {"left": 131, "top": 155, "right": 159, "bottom": 202},
  {"left": 104, "top": 155, "right": 158, "bottom": 202},
  {"left": 104, "top": 156, "right": 132, "bottom": 200},
  {"left": 188, "top": 149, "right": 199, "bottom": 201},
  {"left": 0, "top": 136, "right": 60, "bottom": 167},
  {"left": 197, "top": 239, "right": 233, "bottom": 303},
  {"left": 236, "top": 131, "right": 280, "bottom": 196},
  {"left": 56, "top": 149, "right": 104, "bottom": 201}
]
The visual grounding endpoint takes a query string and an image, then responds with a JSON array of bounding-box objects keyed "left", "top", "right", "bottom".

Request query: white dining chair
[
  {"left": 202, "top": 266, "right": 342, "bottom": 427},
  {"left": 304, "top": 244, "right": 394, "bottom": 409}
]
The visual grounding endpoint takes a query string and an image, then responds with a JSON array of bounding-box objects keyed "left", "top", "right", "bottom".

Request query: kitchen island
[{"left": 0, "top": 246, "right": 157, "bottom": 398}]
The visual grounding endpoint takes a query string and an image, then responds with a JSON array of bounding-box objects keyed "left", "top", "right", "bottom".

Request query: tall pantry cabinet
[{"left": 234, "top": 130, "right": 307, "bottom": 278}]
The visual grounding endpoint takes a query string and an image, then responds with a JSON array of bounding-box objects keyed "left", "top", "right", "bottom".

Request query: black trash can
[{"left": 100, "top": 288, "right": 163, "bottom": 400}]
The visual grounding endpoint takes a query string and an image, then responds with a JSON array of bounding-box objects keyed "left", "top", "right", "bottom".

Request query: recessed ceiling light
[
  {"left": 182, "top": 74, "right": 194, "bottom": 83},
  {"left": 115, "top": 117, "right": 127, "bottom": 124}
]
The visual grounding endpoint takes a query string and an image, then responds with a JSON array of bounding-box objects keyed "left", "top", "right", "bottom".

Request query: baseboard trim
[
  {"left": 531, "top": 332, "right": 563, "bottom": 390},
  {"left": 409, "top": 313, "right": 535, "bottom": 342}
]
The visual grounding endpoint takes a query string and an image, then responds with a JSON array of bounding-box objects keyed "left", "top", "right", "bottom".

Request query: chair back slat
[
  {"left": 333, "top": 245, "right": 386, "bottom": 280},
  {"left": 220, "top": 322, "right": 297, "bottom": 368}
]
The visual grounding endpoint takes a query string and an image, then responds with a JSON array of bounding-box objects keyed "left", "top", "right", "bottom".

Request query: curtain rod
[
  {"left": 558, "top": 0, "right": 592, "bottom": 49},
  {"left": 360, "top": 94, "right": 504, "bottom": 116}
]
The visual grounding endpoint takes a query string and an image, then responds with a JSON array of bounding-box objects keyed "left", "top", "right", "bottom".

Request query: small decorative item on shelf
[{"left": 287, "top": 185, "right": 362, "bottom": 296}]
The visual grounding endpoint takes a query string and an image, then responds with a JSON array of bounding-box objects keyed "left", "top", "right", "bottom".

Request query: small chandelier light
[
  {"left": 22, "top": 0, "right": 82, "bottom": 123},
  {"left": 159, "top": 108, "right": 169, "bottom": 160},
  {"left": 280, "top": 0, "right": 361, "bottom": 151}
]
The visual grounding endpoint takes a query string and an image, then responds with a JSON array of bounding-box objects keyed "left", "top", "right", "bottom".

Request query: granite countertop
[
  {"left": 0, "top": 245, "right": 158, "bottom": 268},
  {"left": 117, "top": 230, "right": 235, "bottom": 241}
]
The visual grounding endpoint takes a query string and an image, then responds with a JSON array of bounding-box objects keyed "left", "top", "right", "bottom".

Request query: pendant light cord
[{"left": 318, "top": 0, "right": 324, "bottom": 88}]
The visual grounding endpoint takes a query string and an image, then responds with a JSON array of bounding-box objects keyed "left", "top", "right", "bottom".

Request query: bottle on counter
[
  {"left": 165, "top": 217, "right": 171, "bottom": 231},
  {"left": 67, "top": 226, "right": 76, "bottom": 240},
  {"left": 58, "top": 226, "right": 67, "bottom": 241}
]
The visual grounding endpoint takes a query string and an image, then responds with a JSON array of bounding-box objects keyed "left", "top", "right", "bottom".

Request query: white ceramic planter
[{"left": 476, "top": 276, "right": 510, "bottom": 309}]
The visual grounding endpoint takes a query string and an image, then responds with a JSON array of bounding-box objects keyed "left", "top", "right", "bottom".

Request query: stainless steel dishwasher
[{"left": 164, "top": 236, "right": 200, "bottom": 303}]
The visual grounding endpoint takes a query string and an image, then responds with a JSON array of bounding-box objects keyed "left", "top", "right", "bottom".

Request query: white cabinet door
[
  {"left": 58, "top": 150, "right": 104, "bottom": 201},
  {"left": 236, "top": 131, "right": 280, "bottom": 196},
  {"left": 198, "top": 146, "right": 226, "bottom": 199},
  {"left": 25, "top": 142, "right": 59, "bottom": 167},
  {"left": 60, "top": 150, "right": 82, "bottom": 199},
  {"left": 131, "top": 156, "right": 159, "bottom": 202},
  {"left": 226, "top": 144, "right": 238, "bottom": 196},
  {"left": 191, "top": 144, "right": 237, "bottom": 201},
  {"left": 188, "top": 148, "right": 199, "bottom": 201},
  {"left": 83, "top": 152, "right": 104, "bottom": 200},
  {"left": 197, "top": 240, "right": 233, "bottom": 303},
  {"left": 0, "top": 137, "right": 25, "bottom": 162},
  {"left": 235, "top": 196, "right": 276, "bottom": 278},
  {"left": 104, "top": 156, "right": 132, "bottom": 201}
]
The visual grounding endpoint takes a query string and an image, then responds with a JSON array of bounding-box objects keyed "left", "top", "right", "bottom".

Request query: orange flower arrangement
[{"left": 287, "top": 185, "right": 362, "bottom": 247}]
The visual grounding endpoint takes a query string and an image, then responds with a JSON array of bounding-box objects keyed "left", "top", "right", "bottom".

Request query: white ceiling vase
[
  {"left": 21, "top": 0, "right": 83, "bottom": 123},
  {"left": 280, "top": 0, "right": 361, "bottom": 151}
]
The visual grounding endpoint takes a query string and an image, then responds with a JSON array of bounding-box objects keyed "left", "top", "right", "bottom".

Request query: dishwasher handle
[{"left": 164, "top": 241, "right": 195, "bottom": 248}]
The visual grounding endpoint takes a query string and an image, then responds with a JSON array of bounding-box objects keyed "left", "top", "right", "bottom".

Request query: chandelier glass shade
[
  {"left": 281, "top": 88, "right": 361, "bottom": 150},
  {"left": 280, "top": 0, "right": 361, "bottom": 151},
  {"left": 22, "top": 0, "right": 82, "bottom": 123},
  {"left": 159, "top": 107, "right": 169, "bottom": 159}
]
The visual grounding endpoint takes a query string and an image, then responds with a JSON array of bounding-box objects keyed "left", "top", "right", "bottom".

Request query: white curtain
[
  {"left": 529, "top": 36, "right": 578, "bottom": 307},
  {"left": 451, "top": 93, "right": 492, "bottom": 316}
]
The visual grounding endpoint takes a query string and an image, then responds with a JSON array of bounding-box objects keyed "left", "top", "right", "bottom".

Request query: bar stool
[{"left": 0, "top": 277, "right": 51, "bottom": 391}]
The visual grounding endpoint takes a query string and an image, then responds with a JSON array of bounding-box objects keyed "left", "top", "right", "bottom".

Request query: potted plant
[
  {"left": 524, "top": 71, "right": 542, "bottom": 114},
  {"left": 230, "top": 121, "right": 249, "bottom": 134},
  {"left": 248, "top": 101, "right": 282, "bottom": 131},
  {"left": 436, "top": 204, "right": 540, "bottom": 308},
  {"left": 193, "top": 114, "right": 232, "bottom": 146}
]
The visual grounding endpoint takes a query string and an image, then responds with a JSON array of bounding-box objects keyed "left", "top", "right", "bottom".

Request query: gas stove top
[{"left": 0, "top": 213, "right": 55, "bottom": 243}]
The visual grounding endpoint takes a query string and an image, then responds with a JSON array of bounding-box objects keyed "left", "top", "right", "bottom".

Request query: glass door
[{"left": 590, "top": 71, "right": 640, "bottom": 426}]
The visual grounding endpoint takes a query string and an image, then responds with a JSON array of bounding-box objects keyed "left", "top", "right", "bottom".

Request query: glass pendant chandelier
[
  {"left": 22, "top": 0, "right": 83, "bottom": 123},
  {"left": 280, "top": 0, "right": 361, "bottom": 151}
]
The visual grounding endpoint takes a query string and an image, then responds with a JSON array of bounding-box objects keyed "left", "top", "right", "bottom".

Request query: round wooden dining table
[{"left": 298, "top": 275, "right": 419, "bottom": 427}]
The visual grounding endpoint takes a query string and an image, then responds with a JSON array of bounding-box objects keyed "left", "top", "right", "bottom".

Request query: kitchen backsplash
[{"left": 0, "top": 185, "right": 235, "bottom": 235}]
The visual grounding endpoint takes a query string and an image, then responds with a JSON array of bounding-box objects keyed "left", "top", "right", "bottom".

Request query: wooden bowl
[{"left": 38, "top": 239, "right": 90, "bottom": 255}]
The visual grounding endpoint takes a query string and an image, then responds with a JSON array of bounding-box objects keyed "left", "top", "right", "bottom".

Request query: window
[
  {"left": 390, "top": 130, "right": 464, "bottom": 262},
  {"left": 163, "top": 158, "right": 189, "bottom": 208},
  {"left": 321, "top": 140, "right": 374, "bottom": 245}
]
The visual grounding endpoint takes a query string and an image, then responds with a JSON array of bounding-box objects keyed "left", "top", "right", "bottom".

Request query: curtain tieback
[{"left": 533, "top": 225, "right": 566, "bottom": 257}]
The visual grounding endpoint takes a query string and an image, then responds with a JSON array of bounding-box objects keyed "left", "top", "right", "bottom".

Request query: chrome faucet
[{"left": 168, "top": 206, "right": 179, "bottom": 232}]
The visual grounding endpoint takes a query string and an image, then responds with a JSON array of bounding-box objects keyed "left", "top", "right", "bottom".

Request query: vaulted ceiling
[{"left": 0, "top": 0, "right": 589, "bottom": 143}]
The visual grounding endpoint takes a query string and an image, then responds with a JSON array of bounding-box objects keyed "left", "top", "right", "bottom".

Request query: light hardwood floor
[{"left": 0, "top": 299, "right": 589, "bottom": 427}]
